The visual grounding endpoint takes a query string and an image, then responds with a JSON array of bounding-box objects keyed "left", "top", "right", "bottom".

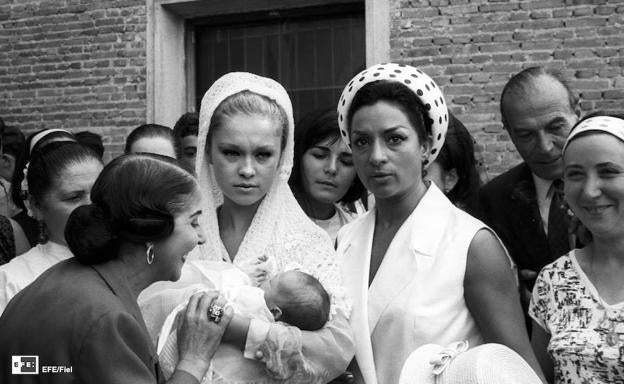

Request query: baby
[
  {"left": 156, "top": 260, "right": 330, "bottom": 384},
  {"left": 260, "top": 269, "right": 330, "bottom": 331}
]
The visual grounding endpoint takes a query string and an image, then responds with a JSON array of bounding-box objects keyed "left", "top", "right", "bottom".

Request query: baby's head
[{"left": 261, "top": 270, "right": 330, "bottom": 331}]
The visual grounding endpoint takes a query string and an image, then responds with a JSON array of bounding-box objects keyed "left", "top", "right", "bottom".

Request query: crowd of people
[{"left": 0, "top": 63, "right": 621, "bottom": 384}]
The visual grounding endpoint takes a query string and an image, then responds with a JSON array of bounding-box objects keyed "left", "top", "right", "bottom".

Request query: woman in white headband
[
  {"left": 0, "top": 141, "right": 103, "bottom": 314},
  {"left": 530, "top": 112, "right": 624, "bottom": 383},
  {"left": 335, "top": 63, "right": 545, "bottom": 384},
  {"left": 11, "top": 129, "right": 77, "bottom": 246}
]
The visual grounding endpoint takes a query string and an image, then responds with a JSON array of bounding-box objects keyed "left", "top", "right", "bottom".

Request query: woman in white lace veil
[{"left": 144, "top": 72, "right": 353, "bottom": 384}]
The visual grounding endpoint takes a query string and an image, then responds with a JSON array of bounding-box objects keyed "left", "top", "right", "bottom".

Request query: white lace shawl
[
  {"left": 194, "top": 72, "right": 349, "bottom": 317},
  {"left": 190, "top": 72, "right": 353, "bottom": 382}
]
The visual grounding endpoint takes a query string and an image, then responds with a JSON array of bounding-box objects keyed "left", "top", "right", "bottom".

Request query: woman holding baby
[{"left": 141, "top": 72, "right": 353, "bottom": 384}]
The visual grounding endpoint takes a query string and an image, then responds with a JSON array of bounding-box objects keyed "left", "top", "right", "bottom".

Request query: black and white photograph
[{"left": 0, "top": 1, "right": 623, "bottom": 383}]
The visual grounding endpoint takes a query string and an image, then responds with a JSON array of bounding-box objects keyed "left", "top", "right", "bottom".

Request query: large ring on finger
[{"left": 208, "top": 304, "right": 224, "bottom": 324}]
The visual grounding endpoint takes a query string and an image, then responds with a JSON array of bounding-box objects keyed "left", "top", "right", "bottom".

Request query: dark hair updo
[
  {"left": 125, "top": 124, "right": 179, "bottom": 158},
  {"left": 26, "top": 141, "right": 101, "bottom": 206},
  {"left": 65, "top": 153, "right": 198, "bottom": 265},
  {"left": 13, "top": 129, "right": 77, "bottom": 210},
  {"left": 346, "top": 80, "right": 431, "bottom": 145}
]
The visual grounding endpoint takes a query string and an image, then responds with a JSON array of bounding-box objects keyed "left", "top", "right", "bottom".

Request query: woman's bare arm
[
  {"left": 464, "top": 229, "right": 547, "bottom": 383},
  {"left": 531, "top": 320, "right": 554, "bottom": 383}
]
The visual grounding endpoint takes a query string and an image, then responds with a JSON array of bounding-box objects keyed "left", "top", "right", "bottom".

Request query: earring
[{"left": 146, "top": 242, "right": 155, "bottom": 265}]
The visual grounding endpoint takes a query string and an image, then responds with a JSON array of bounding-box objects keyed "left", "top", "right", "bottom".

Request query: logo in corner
[{"left": 12, "top": 356, "right": 39, "bottom": 375}]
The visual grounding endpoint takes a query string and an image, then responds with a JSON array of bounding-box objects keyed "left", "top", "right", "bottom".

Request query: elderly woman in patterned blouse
[{"left": 530, "top": 112, "right": 624, "bottom": 383}]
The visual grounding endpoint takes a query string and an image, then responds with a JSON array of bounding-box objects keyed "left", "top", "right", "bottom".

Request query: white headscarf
[{"left": 193, "top": 72, "right": 349, "bottom": 316}]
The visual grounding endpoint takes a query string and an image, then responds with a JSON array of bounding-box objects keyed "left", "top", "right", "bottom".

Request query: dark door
[{"left": 194, "top": 4, "right": 365, "bottom": 122}]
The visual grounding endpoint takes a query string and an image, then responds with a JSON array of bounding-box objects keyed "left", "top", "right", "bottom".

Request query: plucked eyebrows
[
  {"left": 217, "top": 142, "right": 276, "bottom": 152},
  {"left": 189, "top": 210, "right": 202, "bottom": 218},
  {"left": 352, "top": 125, "right": 409, "bottom": 136}
]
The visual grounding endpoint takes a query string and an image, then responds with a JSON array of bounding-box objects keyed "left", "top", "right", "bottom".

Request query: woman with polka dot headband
[{"left": 334, "top": 63, "right": 545, "bottom": 384}]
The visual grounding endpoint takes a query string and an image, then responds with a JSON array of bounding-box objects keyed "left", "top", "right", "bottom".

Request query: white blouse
[{"left": 0, "top": 241, "right": 73, "bottom": 314}]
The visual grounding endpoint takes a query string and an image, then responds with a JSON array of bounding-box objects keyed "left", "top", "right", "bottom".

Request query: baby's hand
[{"left": 238, "top": 254, "right": 274, "bottom": 286}]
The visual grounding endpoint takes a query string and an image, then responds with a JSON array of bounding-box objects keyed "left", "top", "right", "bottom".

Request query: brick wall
[
  {"left": 390, "top": 0, "right": 624, "bottom": 179},
  {"left": 0, "top": 0, "right": 147, "bottom": 161},
  {"left": 1, "top": 1, "right": 623, "bottom": 173}
]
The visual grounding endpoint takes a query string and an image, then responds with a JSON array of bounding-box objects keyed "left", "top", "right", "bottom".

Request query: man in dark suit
[{"left": 479, "top": 67, "right": 581, "bottom": 302}]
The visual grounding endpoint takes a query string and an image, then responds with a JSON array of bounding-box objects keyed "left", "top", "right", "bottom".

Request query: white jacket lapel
[{"left": 337, "top": 212, "right": 377, "bottom": 384}]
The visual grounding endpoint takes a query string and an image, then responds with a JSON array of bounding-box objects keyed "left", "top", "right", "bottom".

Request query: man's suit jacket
[
  {"left": 0, "top": 258, "right": 162, "bottom": 384},
  {"left": 478, "top": 162, "right": 570, "bottom": 276}
]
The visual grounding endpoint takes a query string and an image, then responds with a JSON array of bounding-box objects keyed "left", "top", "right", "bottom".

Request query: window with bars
[{"left": 194, "top": 5, "right": 365, "bottom": 122}]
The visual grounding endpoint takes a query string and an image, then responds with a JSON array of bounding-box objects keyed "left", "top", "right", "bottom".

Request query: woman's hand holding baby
[{"left": 174, "top": 291, "right": 233, "bottom": 383}]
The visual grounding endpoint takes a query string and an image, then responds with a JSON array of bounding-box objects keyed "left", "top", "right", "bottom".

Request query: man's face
[
  {"left": 503, "top": 76, "right": 579, "bottom": 180},
  {"left": 180, "top": 134, "right": 198, "bottom": 171},
  {"left": 0, "top": 153, "right": 16, "bottom": 181}
]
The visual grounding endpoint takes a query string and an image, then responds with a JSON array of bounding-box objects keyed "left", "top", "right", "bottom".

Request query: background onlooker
[
  {"left": 530, "top": 112, "right": 624, "bottom": 383},
  {"left": 0, "top": 125, "right": 26, "bottom": 218},
  {"left": 289, "top": 108, "right": 366, "bottom": 242},
  {"left": 75, "top": 131, "right": 105, "bottom": 160},
  {"left": 173, "top": 112, "right": 199, "bottom": 171},
  {"left": 125, "top": 123, "right": 178, "bottom": 159},
  {"left": 11, "top": 129, "right": 77, "bottom": 247},
  {"left": 478, "top": 67, "right": 581, "bottom": 323},
  {"left": 0, "top": 141, "right": 103, "bottom": 313},
  {"left": 426, "top": 113, "right": 481, "bottom": 216},
  {"left": 0, "top": 122, "right": 29, "bottom": 263}
]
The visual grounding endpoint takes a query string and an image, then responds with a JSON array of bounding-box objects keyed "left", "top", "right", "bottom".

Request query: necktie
[{"left": 547, "top": 179, "right": 571, "bottom": 259}]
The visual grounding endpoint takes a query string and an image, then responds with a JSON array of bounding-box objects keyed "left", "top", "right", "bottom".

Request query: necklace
[{"left": 588, "top": 250, "right": 623, "bottom": 347}]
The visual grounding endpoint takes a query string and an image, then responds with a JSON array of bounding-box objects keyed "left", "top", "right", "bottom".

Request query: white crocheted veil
[{"left": 192, "top": 72, "right": 349, "bottom": 316}]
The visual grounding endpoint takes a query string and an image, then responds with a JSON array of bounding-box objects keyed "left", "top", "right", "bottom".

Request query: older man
[{"left": 479, "top": 67, "right": 581, "bottom": 293}]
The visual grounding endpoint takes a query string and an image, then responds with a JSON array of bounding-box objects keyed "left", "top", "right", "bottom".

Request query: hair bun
[
  {"left": 118, "top": 211, "right": 174, "bottom": 243},
  {"left": 65, "top": 204, "right": 119, "bottom": 265}
]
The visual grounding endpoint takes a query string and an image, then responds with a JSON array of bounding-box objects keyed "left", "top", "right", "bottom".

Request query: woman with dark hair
[
  {"left": 0, "top": 123, "right": 29, "bottom": 262},
  {"left": 0, "top": 141, "right": 102, "bottom": 313},
  {"left": 11, "top": 129, "right": 77, "bottom": 246},
  {"left": 530, "top": 112, "right": 624, "bottom": 383},
  {"left": 335, "top": 63, "right": 545, "bottom": 384},
  {"left": 425, "top": 113, "right": 481, "bottom": 215},
  {"left": 126, "top": 123, "right": 179, "bottom": 159},
  {"left": 290, "top": 108, "right": 367, "bottom": 242},
  {"left": 0, "top": 153, "right": 231, "bottom": 383}
]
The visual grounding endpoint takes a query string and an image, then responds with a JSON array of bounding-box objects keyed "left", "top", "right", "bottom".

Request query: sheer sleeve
[{"left": 243, "top": 230, "right": 354, "bottom": 383}]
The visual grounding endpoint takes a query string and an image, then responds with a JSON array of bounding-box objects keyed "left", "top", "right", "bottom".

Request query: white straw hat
[{"left": 398, "top": 342, "right": 542, "bottom": 384}]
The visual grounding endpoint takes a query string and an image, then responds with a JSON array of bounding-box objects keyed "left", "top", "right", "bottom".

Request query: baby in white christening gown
[{"left": 154, "top": 260, "right": 330, "bottom": 384}]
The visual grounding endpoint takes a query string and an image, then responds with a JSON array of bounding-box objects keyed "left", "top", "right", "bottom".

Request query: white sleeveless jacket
[{"left": 336, "top": 184, "right": 486, "bottom": 384}]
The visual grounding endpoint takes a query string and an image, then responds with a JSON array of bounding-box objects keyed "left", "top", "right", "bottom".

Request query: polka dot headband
[
  {"left": 563, "top": 115, "right": 624, "bottom": 154},
  {"left": 337, "top": 63, "right": 449, "bottom": 167}
]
